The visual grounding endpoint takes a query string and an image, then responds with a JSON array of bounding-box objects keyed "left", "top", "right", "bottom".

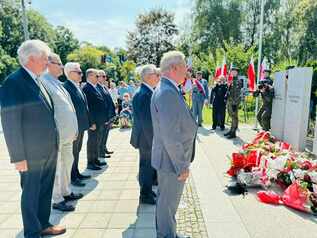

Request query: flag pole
[{"left": 254, "top": 0, "right": 265, "bottom": 129}]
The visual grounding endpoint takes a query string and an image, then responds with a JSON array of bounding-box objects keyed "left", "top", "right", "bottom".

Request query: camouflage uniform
[
  {"left": 253, "top": 82, "right": 274, "bottom": 131},
  {"left": 226, "top": 76, "right": 243, "bottom": 136}
]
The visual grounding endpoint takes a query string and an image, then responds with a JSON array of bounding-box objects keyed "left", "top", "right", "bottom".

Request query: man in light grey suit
[{"left": 151, "top": 51, "right": 198, "bottom": 238}]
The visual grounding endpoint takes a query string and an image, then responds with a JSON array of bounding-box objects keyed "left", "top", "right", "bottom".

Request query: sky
[{"left": 30, "top": 0, "right": 193, "bottom": 49}]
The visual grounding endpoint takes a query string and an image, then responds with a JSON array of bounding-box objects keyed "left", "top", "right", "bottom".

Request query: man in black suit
[
  {"left": 0, "top": 40, "right": 65, "bottom": 238},
  {"left": 82, "top": 69, "right": 108, "bottom": 170},
  {"left": 130, "top": 64, "right": 160, "bottom": 205},
  {"left": 97, "top": 70, "right": 116, "bottom": 159},
  {"left": 63, "top": 62, "right": 92, "bottom": 187}
]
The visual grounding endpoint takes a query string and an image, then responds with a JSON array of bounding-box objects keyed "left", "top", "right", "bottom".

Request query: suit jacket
[
  {"left": 96, "top": 84, "right": 116, "bottom": 122},
  {"left": 0, "top": 67, "right": 58, "bottom": 163},
  {"left": 130, "top": 83, "right": 153, "bottom": 151},
  {"left": 63, "top": 79, "right": 90, "bottom": 132},
  {"left": 151, "top": 77, "right": 198, "bottom": 176},
  {"left": 82, "top": 82, "right": 107, "bottom": 127}
]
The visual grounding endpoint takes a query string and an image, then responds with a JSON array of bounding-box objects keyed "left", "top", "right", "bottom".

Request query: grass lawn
[{"left": 201, "top": 106, "right": 256, "bottom": 127}]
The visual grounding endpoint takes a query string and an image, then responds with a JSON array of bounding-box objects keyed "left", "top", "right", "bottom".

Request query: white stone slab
[
  {"left": 283, "top": 67, "right": 313, "bottom": 151},
  {"left": 271, "top": 71, "right": 287, "bottom": 140}
]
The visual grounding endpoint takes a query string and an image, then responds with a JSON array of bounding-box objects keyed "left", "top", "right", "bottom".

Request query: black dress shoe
[
  {"left": 64, "top": 192, "right": 83, "bottom": 202},
  {"left": 220, "top": 127, "right": 225, "bottom": 131},
  {"left": 106, "top": 150, "right": 114, "bottom": 154},
  {"left": 224, "top": 131, "right": 232, "bottom": 136},
  {"left": 227, "top": 133, "right": 236, "bottom": 139},
  {"left": 53, "top": 201, "right": 75, "bottom": 212},
  {"left": 87, "top": 164, "right": 102, "bottom": 170},
  {"left": 100, "top": 155, "right": 111, "bottom": 158},
  {"left": 198, "top": 124, "right": 202, "bottom": 127},
  {"left": 71, "top": 179, "right": 85, "bottom": 187},
  {"left": 78, "top": 174, "right": 91, "bottom": 180},
  {"left": 140, "top": 196, "right": 156, "bottom": 205},
  {"left": 153, "top": 180, "right": 158, "bottom": 186},
  {"left": 96, "top": 160, "right": 108, "bottom": 166}
]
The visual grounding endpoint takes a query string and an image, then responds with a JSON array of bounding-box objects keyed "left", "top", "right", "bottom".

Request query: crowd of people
[{"left": 0, "top": 38, "right": 276, "bottom": 238}]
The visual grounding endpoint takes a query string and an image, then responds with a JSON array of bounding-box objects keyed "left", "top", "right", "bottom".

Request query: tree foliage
[{"left": 127, "top": 8, "right": 178, "bottom": 66}]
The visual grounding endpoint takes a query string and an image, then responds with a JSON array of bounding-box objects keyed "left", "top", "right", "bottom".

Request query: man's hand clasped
[
  {"left": 177, "top": 169, "right": 190, "bottom": 182},
  {"left": 15, "top": 160, "right": 28, "bottom": 172}
]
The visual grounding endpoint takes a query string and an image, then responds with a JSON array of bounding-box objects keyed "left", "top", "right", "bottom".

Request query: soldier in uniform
[
  {"left": 210, "top": 76, "right": 228, "bottom": 130},
  {"left": 263, "top": 69, "right": 273, "bottom": 86},
  {"left": 253, "top": 79, "right": 274, "bottom": 131},
  {"left": 224, "top": 65, "right": 242, "bottom": 139}
]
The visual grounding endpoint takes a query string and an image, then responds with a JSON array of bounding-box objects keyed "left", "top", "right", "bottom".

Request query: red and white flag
[
  {"left": 214, "top": 66, "right": 221, "bottom": 79},
  {"left": 247, "top": 57, "right": 256, "bottom": 91},
  {"left": 221, "top": 57, "right": 227, "bottom": 77},
  {"left": 260, "top": 57, "right": 268, "bottom": 81}
]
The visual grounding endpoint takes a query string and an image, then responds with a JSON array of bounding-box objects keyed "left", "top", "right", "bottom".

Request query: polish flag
[
  {"left": 227, "top": 63, "right": 233, "bottom": 85},
  {"left": 214, "top": 66, "right": 222, "bottom": 79},
  {"left": 221, "top": 57, "right": 227, "bottom": 77},
  {"left": 260, "top": 57, "right": 268, "bottom": 81},
  {"left": 247, "top": 57, "right": 256, "bottom": 91}
]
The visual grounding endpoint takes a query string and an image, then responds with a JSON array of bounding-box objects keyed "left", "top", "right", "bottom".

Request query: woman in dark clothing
[{"left": 210, "top": 76, "right": 228, "bottom": 130}]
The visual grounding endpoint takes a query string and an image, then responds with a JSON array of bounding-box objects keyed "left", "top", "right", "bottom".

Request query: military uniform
[
  {"left": 254, "top": 81, "right": 274, "bottom": 131},
  {"left": 225, "top": 76, "right": 242, "bottom": 138}
]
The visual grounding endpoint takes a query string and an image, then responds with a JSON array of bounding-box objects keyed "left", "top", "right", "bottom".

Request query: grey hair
[
  {"left": 64, "top": 62, "right": 80, "bottom": 78},
  {"left": 17, "top": 39, "right": 51, "bottom": 66},
  {"left": 86, "top": 68, "right": 98, "bottom": 78},
  {"left": 140, "top": 64, "right": 157, "bottom": 81},
  {"left": 48, "top": 52, "right": 61, "bottom": 63},
  {"left": 160, "top": 51, "right": 186, "bottom": 73},
  {"left": 98, "top": 69, "right": 106, "bottom": 75}
]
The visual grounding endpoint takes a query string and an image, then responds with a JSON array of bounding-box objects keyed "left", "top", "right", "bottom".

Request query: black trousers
[
  {"left": 71, "top": 131, "right": 85, "bottom": 181},
  {"left": 87, "top": 126, "right": 104, "bottom": 165},
  {"left": 20, "top": 149, "right": 57, "bottom": 238},
  {"left": 139, "top": 148, "right": 154, "bottom": 197},
  {"left": 212, "top": 105, "right": 226, "bottom": 129},
  {"left": 99, "top": 124, "right": 110, "bottom": 157}
]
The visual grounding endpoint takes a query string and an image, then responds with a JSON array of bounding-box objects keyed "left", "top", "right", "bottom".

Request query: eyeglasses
[
  {"left": 71, "top": 71, "right": 83, "bottom": 76},
  {"left": 50, "top": 61, "right": 63, "bottom": 67},
  {"left": 99, "top": 75, "right": 106, "bottom": 78}
]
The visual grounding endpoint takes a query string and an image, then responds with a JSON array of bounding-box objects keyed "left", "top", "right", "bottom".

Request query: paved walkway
[{"left": 0, "top": 126, "right": 317, "bottom": 238}]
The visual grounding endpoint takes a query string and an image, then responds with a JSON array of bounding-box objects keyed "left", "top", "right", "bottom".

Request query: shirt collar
[
  {"left": 163, "top": 77, "right": 179, "bottom": 91},
  {"left": 23, "top": 66, "right": 38, "bottom": 81},
  {"left": 142, "top": 82, "right": 154, "bottom": 92},
  {"left": 68, "top": 78, "right": 80, "bottom": 87},
  {"left": 87, "top": 81, "right": 97, "bottom": 89}
]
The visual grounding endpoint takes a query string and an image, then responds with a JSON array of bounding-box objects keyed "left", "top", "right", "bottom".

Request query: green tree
[
  {"left": 192, "top": 0, "right": 242, "bottom": 56},
  {"left": 54, "top": 26, "right": 79, "bottom": 64},
  {"left": 0, "top": 47, "right": 18, "bottom": 82},
  {"left": 67, "top": 46, "right": 104, "bottom": 78},
  {"left": 127, "top": 8, "right": 178, "bottom": 66}
]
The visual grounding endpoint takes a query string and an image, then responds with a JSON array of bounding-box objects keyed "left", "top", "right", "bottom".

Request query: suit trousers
[
  {"left": 87, "top": 126, "right": 104, "bottom": 165},
  {"left": 192, "top": 99, "right": 204, "bottom": 125},
  {"left": 138, "top": 148, "right": 154, "bottom": 197},
  {"left": 20, "top": 149, "right": 57, "bottom": 238},
  {"left": 52, "top": 142, "right": 74, "bottom": 203},
  {"left": 156, "top": 170, "right": 185, "bottom": 238},
  {"left": 71, "top": 131, "right": 85, "bottom": 181},
  {"left": 99, "top": 124, "right": 110, "bottom": 157}
]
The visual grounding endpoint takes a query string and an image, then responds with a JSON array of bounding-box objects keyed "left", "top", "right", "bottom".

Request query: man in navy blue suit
[
  {"left": 130, "top": 64, "right": 160, "bottom": 205},
  {"left": 0, "top": 40, "right": 65, "bottom": 237},
  {"left": 97, "top": 70, "right": 116, "bottom": 159},
  {"left": 63, "top": 62, "right": 92, "bottom": 187},
  {"left": 82, "top": 69, "right": 108, "bottom": 170}
]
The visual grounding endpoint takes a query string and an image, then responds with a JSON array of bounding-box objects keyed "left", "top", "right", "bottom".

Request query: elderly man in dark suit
[
  {"left": 151, "top": 51, "right": 198, "bottom": 238},
  {"left": 97, "top": 70, "right": 116, "bottom": 159},
  {"left": 63, "top": 62, "right": 91, "bottom": 187},
  {"left": 130, "top": 64, "right": 160, "bottom": 205},
  {"left": 0, "top": 40, "right": 65, "bottom": 237},
  {"left": 82, "top": 69, "right": 108, "bottom": 170}
]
